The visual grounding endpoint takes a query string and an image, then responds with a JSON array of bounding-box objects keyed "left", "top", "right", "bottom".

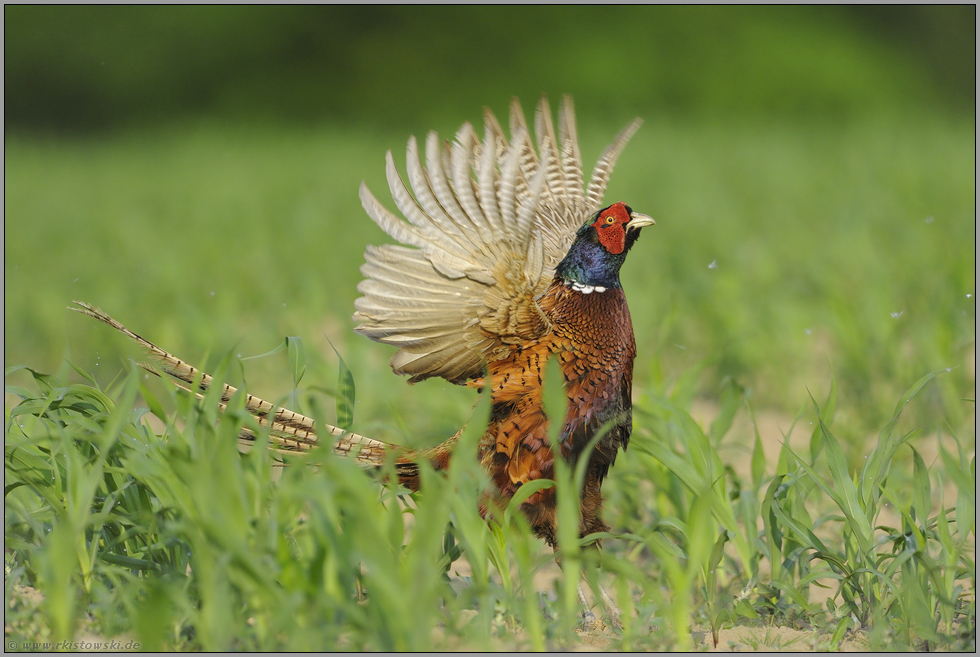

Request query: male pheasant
[{"left": 72, "top": 95, "right": 653, "bottom": 557}]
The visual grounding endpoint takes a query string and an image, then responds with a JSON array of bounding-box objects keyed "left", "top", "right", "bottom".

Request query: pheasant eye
[{"left": 603, "top": 216, "right": 615, "bottom": 225}]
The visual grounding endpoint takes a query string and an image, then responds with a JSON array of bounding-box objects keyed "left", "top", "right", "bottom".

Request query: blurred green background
[
  {"left": 4, "top": 6, "right": 975, "bottom": 446},
  {"left": 4, "top": 6, "right": 975, "bottom": 130}
]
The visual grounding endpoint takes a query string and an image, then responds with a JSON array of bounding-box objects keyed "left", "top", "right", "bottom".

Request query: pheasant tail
[{"left": 69, "top": 301, "right": 392, "bottom": 468}]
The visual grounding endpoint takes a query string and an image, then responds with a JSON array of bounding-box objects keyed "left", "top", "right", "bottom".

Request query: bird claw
[
  {"left": 578, "top": 583, "right": 622, "bottom": 632},
  {"left": 580, "top": 608, "right": 605, "bottom": 633}
]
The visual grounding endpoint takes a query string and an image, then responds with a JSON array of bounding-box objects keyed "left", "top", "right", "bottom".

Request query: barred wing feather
[{"left": 353, "top": 95, "right": 641, "bottom": 384}]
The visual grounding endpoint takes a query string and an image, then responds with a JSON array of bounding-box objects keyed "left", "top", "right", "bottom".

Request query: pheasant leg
[
  {"left": 596, "top": 582, "right": 623, "bottom": 629},
  {"left": 577, "top": 585, "right": 602, "bottom": 632}
]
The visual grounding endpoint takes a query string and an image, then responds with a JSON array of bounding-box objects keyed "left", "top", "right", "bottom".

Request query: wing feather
[
  {"left": 534, "top": 95, "right": 566, "bottom": 208},
  {"left": 478, "top": 123, "right": 505, "bottom": 238},
  {"left": 425, "top": 131, "right": 476, "bottom": 240},
  {"left": 497, "top": 128, "right": 524, "bottom": 243},
  {"left": 385, "top": 151, "right": 456, "bottom": 248},
  {"left": 483, "top": 106, "right": 509, "bottom": 163},
  {"left": 585, "top": 117, "right": 643, "bottom": 214},
  {"left": 515, "top": 148, "right": 549, "bottom": 248},
  {"left": 450, "top": 124, "right": 494, "bottom": 250},
  {"left": 359, "top": 182, "right": 473, "bottom": 279},
  {"left": 353, "top": 96, "right": 640, "bottom": 384},
  {"left": 404, "top": 136, "right": 471, "bottom": 252},
  {"left": 509, "top": 98, "right": 537, "bottom": 202},
  {"left": 558, "top": 95, "right": 585, "bottom": 213}
]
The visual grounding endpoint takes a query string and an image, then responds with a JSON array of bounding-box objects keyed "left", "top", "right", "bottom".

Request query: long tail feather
[{"left": 69, "top": 301, "right": 390, "bottom": 466}]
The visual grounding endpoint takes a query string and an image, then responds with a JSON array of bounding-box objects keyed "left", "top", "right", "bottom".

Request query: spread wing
[{"left": 353, "top": 95, "right": 641, "bottom": 384}]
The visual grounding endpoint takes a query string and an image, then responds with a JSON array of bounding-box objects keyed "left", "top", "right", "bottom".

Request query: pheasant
[{"left": 72, "top": 94, "right": 653, "bottom": 621}]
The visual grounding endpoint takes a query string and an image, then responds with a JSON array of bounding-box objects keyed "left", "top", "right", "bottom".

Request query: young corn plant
[
  {"left": 627, "top": 379, "right": 762, "bottom": 649},
  {"left": 6, "top": 347, "right": 974, "bottom": 650},
  {"left": 765, "top": 371, "right": 975, "bottom": 649},
  {"left": 5, "top": 354, "right": 452, "bottom": 650}
]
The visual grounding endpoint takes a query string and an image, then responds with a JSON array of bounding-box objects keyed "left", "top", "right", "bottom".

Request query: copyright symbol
[{"left": 6, "top": 641, "right": 17, "bottom": 651}]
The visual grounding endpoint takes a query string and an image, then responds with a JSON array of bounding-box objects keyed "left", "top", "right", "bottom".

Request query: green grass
[
  {"left": 4, "top": 357, "right": 974, "bottom": 649},
  {"left": 4, "top": 110, "right": 975, "bottom": 649},
  {"left": 5, "top": 114, "right": 974, "bottom": 436}
]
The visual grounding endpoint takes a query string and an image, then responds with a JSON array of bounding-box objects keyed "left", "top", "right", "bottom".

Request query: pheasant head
[{"left": 555, "top": 202, "right": 655, "bottom": 291}]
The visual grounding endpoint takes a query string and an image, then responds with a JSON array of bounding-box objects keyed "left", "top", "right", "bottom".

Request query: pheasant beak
[{"left": 626, "top": 212, "right": 656, "bottom": 231}]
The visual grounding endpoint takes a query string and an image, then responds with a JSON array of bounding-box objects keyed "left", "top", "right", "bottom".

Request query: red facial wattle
[{"left": 593, "top": 202, "right": 632, "bottom": 255}]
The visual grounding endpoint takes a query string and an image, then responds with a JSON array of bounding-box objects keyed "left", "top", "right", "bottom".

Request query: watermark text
[{"left": 7, "top": 639, "right": 141, "bottom": 651}]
